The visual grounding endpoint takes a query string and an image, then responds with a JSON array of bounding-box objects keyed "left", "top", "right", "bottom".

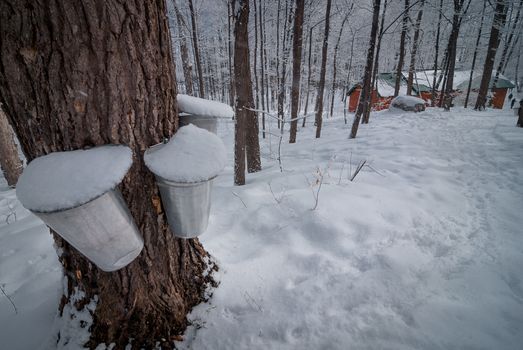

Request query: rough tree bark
[
  {"left": 371, "top": 0, "right": 388, "bottom": 95},
  {"left": 277, "top": 1, "right": 293, "bottom": 132},
  {"left": 0, "top": 1, "right": 215, "bottom": 349},
  {"left": 493, "top": 0, "right": 522, "bottom": 88},
  {"left": 394, "top": 0, "right": 409, "bottom": 97},
  {"left": 314, "top": 0, "right": 332, "bottom": 138},
  {"left": 350, "top": 0, "right": 381, "bottom": 135},
  {"left": 188, "top": 0, "right": 205, "bottom": 98},
  {"left": 233, "top": 0, "right": 259, "bottom": 183},
  {"left": 464, "top": 0, "right": 486, "bottom": 108},
  {"left": 302, "top": 26, "right": 314, "bottom": 126},
  {"left": 475, "top": 0, "right": 508, "bottom": 110},
  {"left": 228, "top": 0, "right": 236, "bottom": 107},
  {"left": 431, "top": 0, "right": 443, "bottom": 106},
  {"left": 0, "top": 106, "right": 22, "bottom": 187},
  {"left": 258, "top": 0, "right": 266, "bottom": 138},
  {"left": 173, "top": 0, "right": 194, "bottom": 96},
  {"left": 289, "top": 0, "right": 305, "bottom": 144},
  {"left": 406, "top": 0, "right": 425, "bottom": 96},
  {"left": 443, "top": 0, "right": 471, "bottom": 110},
  {"left": 329, "top": 11, "right": 350, "bottom": 118}
]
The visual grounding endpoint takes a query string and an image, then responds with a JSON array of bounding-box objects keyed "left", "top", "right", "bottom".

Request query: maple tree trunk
[
  {"left": 351, "top": 0, "right": 381, "bottom": 136},
  {"left": 406, "top": 0, "right": 425, "bottom": 96},
  {"left": 302, "top": 26, "right": 314, "bottom": 126},
  {"left": 394, "top": 0, "right": 409, "bottom": 97},
  {"left": 289, "top": 0, "right": 305, "bottom": 144},
  {"left": 234, "top": 0, "right": 260, "bottom": 182},
  {"left": 330, "top": 13, "right": 350, "bottom": 118},
  {"left": 464, "top": 0, "right": 486, "bottom": 108},
  {"left": 475, "top": 0, "right": 508, "bottom": 110},
  {"left": 259, "top": 0, "right": 266, "bottom": 138},
  {"left": 0, "top": 1, "right": 215, "bottom": 348},
  {"left": 493, "top": 0, "right": 522, "bottom": 88},
  {"left": 314, "top": 0, "right": 332, "bottom": 138},
  {"left": 173, "top": 0, "right": 194, "bottom": 96},
  {"left": 188, "top": 0, "right": 205, "bottom": 98},
  {"left": 431, "top": 0, "right": 443, "bottom": 106},
  {"left": 0, "top": 106, "right": 22, "bottom": 187}
]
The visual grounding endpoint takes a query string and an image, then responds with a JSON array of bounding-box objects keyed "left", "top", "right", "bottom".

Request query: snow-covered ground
[{"left": 1, "top": 107, "right": 522, "bottom": 349}]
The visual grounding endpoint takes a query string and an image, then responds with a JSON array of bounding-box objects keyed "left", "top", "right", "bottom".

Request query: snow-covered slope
[{"left": 1, "top": 107, "right": 522, "bottom": 349}]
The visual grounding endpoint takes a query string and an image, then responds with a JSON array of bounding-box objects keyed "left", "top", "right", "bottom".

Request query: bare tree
[
  {"left": 493, "top": 0, "right": 522, "bottom": 88},
  {"left": 394, "top": 0, "right": 409, "bottom": 97},
  {"left": 475, "top": 0, "right": 508, "bottom": 110},
  {"left": 188, "top": 0, "right": 205, "bottom": 98},
  {"left": 289, "top": 0, "right": 305, "bottom": 144},
  {"left": 329, "top": 9, "right": 351, "bottom": 118},
  {"left": 406, "top": 0, "right": 426, "bottom": 96},
  {"left": 431, "top": 0, "right": 444, "bottom": 106},
  {"left": 314, "top": 0, "right": 332, "bottom": 138},
  {"left": 350, "top": 0, "right": 382, "bottom": 137},
  {"left": 233, "top": 0, "right": 260, "bottom": 184},
  {"left": 173, "top": 0, "right": 194, "bottom": 95},
  {"left": 464, "top": 0, "right": 487, "bottom": 108}
]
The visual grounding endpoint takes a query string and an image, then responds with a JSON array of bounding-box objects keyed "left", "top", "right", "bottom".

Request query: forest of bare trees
[{"left": 0, "top": 0, "right": 522, "bottom": 348}]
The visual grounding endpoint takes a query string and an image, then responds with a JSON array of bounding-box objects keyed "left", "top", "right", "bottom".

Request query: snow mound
[
  {"left": 144, "top": 124, "right": 226, "bottom": 182},
  {"left": 391, "top": 95, "right": 426, "bottom": 112},
  {"left": 16, "top": 145, "right": 132, "bottom": 212},
  {"left": 177, "top": 94, "right": 234, "bottom": 119}
]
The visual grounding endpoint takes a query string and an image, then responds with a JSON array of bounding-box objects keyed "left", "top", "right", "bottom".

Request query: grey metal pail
[
  {"left": 33, "top": 189, "right": 143, "bottom": 272},
  {"left": 179, "top": 114, "right": 218, "bottom": 134},
  {"left": 156, "top": 176, "right": 214, "bottom": 239}
]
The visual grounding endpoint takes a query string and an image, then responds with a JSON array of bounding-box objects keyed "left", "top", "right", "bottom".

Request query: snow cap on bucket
[{"left": 144, "top": 124, "right": 226, "bottom": 183}]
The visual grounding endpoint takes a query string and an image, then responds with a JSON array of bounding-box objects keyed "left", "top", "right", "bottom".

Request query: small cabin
[{"left": 346, "top": 73, "right": 431, "bottom": 113}]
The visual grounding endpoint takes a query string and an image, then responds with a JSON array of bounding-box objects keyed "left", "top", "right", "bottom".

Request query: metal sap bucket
[
  {"left": 179, "top": 113, "right": 218, "bottom": 134},
  {"left": 156, "top": 176, "right": 214, "bottom": 239},
  {"left": 33, "top": 189, "right": 143, "bottom": 272}
]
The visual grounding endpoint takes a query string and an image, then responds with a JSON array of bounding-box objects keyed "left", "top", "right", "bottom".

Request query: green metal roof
[{"left": 456, "top": 75, "right": 515, "bottom": 90}]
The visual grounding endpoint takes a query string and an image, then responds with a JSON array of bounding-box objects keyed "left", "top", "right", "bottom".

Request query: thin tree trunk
[
  {"left": 394, "top": 0, "right": 409, "bottom": 97},
  {"left": 406, "top": 0, "right": 425, "bottom": 96},
  {"left": 314, "top": 0, "right": 332, "bottom": 138},
  {"left": 233, "top": 0, "right": 261, "bottom": 177},
  {"left": 302, "top": 26, "right": 314, "bottom": 126},
  {"left": 173, "top": 1, "right": 194, "bottom": 96},
  {"left": 0, "top": 1, "right": 214, "bottom": 348},
  {"left": 0, "top": 106, "right": 22, "bottom": 187},
  {"left": 371, "top": 0, "right": 388, "bottom": 93},
  {"left": 259, "top": 0, "right": 266, "bottom": 138},
  {"left": 475, "top": 0, "right": 508, "bottom": 110},
  {"left": 189, "top": 0, "right": 205, "bottom": 98},
  {"left": 289, "top": 0, "right": 305, "bottom": 143},
  {"left": 351, "top": 0, "right": 381, "bottom": 136},
  {"left": 443, "top": 2, "right": 464, "bottom": 110},
  {"left": 278, "top": 1, "right": 293, "bottom": 131},
  {"left": 493, "top": 0, "right": 522, "bottom": 88},
  {"left": 228, "top": 1, "right": 236, "bottom": 107},
  {"left": 276, "top": 0, "right": 281, "bottom": 128},
  {"left": 431, "top": 0, "right": 443, "bottom": 106},
  {"left": 254, "top": 0, "right": 259, "bottom": 112},
  {"left": 329, "top": 13, "right": 350, "bottom": 118},
  {"left": 464, "top": 0, "right": 486, "bottom": 108}
]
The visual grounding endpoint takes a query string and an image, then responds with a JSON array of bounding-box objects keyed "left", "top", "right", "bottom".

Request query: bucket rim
[
  {"left": 155, "top": 175, "right": 217, "bottom": 187},
  {"left": 31, "top": 188, "right": 120, "bottom": 214}
]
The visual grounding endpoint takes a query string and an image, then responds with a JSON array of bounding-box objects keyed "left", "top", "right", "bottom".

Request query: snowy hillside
[{"left": 1, "top": 108, "right": 523, "bottom": 349}]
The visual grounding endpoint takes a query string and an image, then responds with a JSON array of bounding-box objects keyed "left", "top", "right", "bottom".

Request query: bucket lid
[
  {"left": 144, "top": 125, "right": 226, "bottom": 183},
  {"left": 177, "top": 94, "right": 234, "bottom": 119},
  {"left": 17, "top": 145, "right": 132, "bottom": 213}
]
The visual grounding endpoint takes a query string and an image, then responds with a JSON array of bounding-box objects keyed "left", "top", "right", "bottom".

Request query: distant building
[
  {"left": 347, "top": 73, "right": 431, "bottom": 113},
  {"left": 346, "top": 70, "right": 515, "bottom": 112}
]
